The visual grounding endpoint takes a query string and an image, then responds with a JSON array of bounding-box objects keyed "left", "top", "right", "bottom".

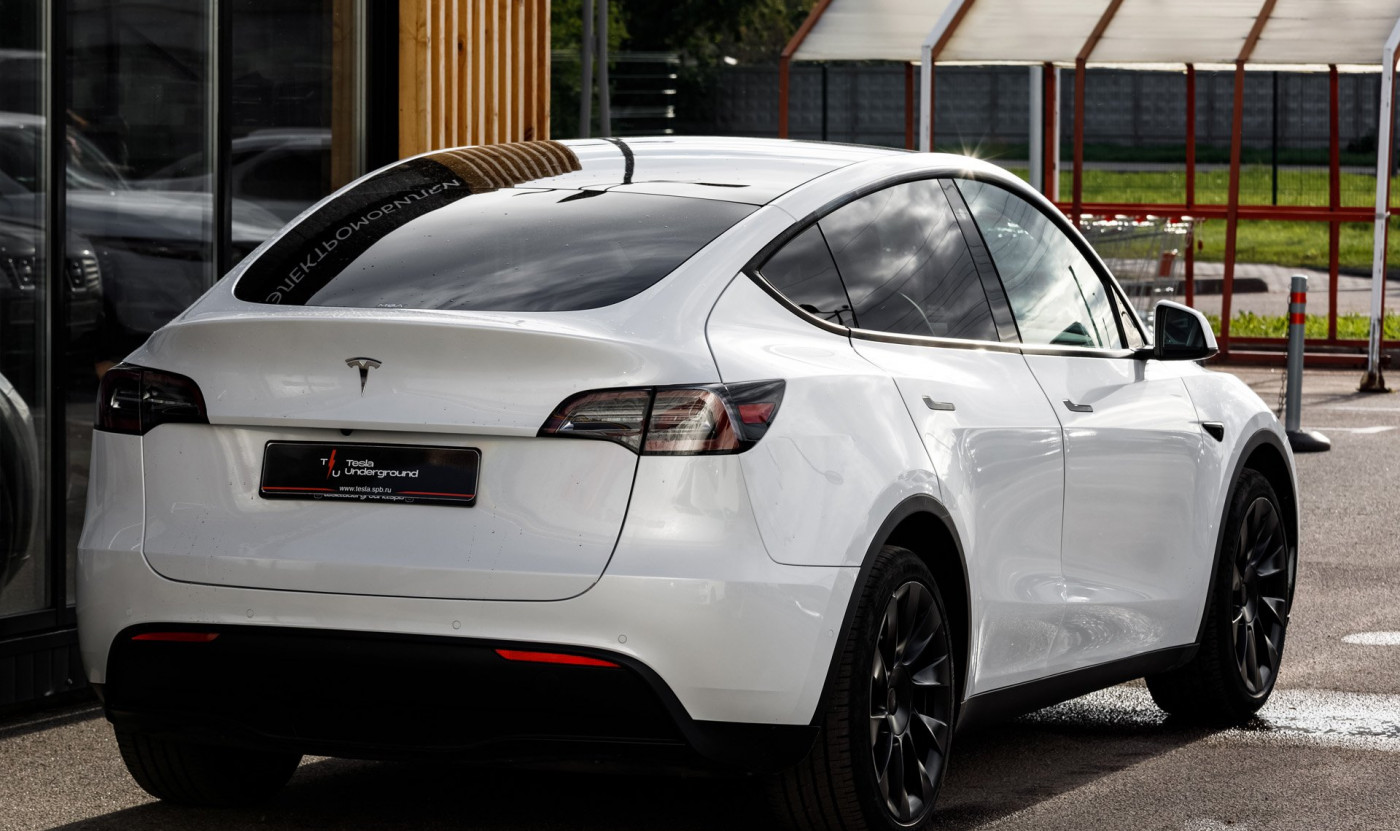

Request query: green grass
[
  {"left": 1204, "top": 312, "right": 1400, "bottom": 339},
  {"left": 1004, "top": 166, "right": 1400, "bottom": 271},
  {"left": 1193, "top": 219, "right": 1400, "bottom": 273},
  {"left": 939, "top": 142, "right": 1380, "bottom": 168}
]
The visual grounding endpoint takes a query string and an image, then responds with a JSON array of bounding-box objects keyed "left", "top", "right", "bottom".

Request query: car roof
[
  {"left": 516, "top": 136, "right": 909, "bottom": 206},
  {"left": 0, "top": 111, "right": 43, "bottom": 128}
]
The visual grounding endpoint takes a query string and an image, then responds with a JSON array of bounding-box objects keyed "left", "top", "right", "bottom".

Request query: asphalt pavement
[{"left": 3, "top": 365, "right": 1399, "bottom": 831}]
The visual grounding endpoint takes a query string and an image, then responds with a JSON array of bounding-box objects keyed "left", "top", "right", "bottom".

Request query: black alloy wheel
[
  {"left": 1229, "top": 494, "right": 1289, "bottom": 696},
  {"left": 1146, "top": 469, "right": 1294, "bottom": 725},
  {"left": 770, "top": 546, "right": 955, "bottom": 831},
  {"left": 869, "top": 581, "right": 953, "bottom": 823}
]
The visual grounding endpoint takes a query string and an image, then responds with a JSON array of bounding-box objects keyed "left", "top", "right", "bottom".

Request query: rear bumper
[
  {"left": 101, "top": 624, "right": 818, "bottom": 772},
  {"left": 80, "top": 431, "right": 860, "bottom": 769},
  {"left": 81, "top": 440, "right": 859, "bottom": 728}
]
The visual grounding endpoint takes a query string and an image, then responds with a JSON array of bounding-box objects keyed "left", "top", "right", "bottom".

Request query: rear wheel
[
  {"left": 770, "top": 546, "right": 955, "bottom": 831},
  {"left": 1146, "top": 469, "right": 1293, "bottom": 724},
  {"left": 115, "top": 729, "right": 301, "bottom": 806}
]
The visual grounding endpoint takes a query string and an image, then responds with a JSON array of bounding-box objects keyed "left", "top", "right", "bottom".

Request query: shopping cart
[{"left": 1079, "top": 215, "right": 1193, "bottom": 319}]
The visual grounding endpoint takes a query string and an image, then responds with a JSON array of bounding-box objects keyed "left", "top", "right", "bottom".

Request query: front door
[{"left": 955, "top": 177, "right": 1207, "bottom": 673}]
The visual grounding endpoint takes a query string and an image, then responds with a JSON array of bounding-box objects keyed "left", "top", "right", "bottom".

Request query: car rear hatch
[{"left": 132, "top": 310, "right": 714, "bottom": 601}]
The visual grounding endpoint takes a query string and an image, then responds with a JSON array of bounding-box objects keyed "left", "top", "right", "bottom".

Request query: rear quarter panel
[{"left": 705, "top": 274, "right": 938, "bottom": 568}]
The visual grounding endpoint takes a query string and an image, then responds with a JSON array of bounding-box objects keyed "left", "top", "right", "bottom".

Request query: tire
[
  {"left": 0, "top": 381, "right": 38, "bottom": 594},
  {"left": 770, "top": 546, "right": 956, "bottom": 831},
  {"left": 115, "top": 729, "right": 302, "bottom": 806},
  {"left": 1146, "top": 469, "right": 1293, "bottom": 725}
]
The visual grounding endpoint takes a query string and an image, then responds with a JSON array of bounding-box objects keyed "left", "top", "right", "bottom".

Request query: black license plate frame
[{"left": 259, "top": 441, "right": 479, "bottom": 507}]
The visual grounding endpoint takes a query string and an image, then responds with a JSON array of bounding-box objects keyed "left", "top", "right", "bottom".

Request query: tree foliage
[
  {"left": 552, "top": 0, "right": 629, "bottom": 55},
  {"left": 617, "top": 0, "right": 817, "bottom": 64}
]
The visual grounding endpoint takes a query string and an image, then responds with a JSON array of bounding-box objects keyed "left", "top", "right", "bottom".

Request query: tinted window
[
  {"left": 958, "top": 179, "right": 1122, "bottom": 349},
  {"left": 234, "top": 154, "right": 755, "bottom": 311},
  {"left": 818, "top": 180, "right": 996, "bottom": 341},
  {"left": 758, "top": 225, "right": 854, "bottom": 327}
]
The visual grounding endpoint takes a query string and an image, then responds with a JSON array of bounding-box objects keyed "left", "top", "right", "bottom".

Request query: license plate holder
[{"left": 259, "top": 441, "right": 479, "bottom": 507}]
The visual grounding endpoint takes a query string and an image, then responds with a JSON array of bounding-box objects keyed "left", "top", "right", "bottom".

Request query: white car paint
[
  {"left": 1026, "top": 351, "right": 1208, "bottom": 671},
  {"left": 78, "top": 136, "right": 1295, "bottom": 743}
]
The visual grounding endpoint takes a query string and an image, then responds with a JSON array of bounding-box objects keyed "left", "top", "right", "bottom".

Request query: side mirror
[{"left": 1142, "top": 301, "right": 1218, "bottom": 362}]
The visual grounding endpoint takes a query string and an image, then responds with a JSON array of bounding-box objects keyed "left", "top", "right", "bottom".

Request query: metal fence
[{"left": 691, "top": 64, "right": 1394, "bottom": 208}]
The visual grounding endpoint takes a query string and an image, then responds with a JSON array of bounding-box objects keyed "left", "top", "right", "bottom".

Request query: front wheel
[
  {"left": 770, "top": 546, "right": 956, "bottom": 831},
  {"left": 1146, "top": 469, "right": 1294, "bottom": 724}
]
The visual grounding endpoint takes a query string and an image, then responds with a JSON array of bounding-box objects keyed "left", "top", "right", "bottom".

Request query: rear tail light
[
  {"left": 539, "top": 380, "right": 784, "bottom": 455},
  {"left": 97, "top": 363, "right": 209, "bottom": 435},
  {"left": 537, "top": 389, "right": 652, "bottom": 452}
]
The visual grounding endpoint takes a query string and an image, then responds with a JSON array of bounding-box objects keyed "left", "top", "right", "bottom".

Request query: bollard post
[{"left": 1284, "top": 275, "right": 1331, "bottom": 453}]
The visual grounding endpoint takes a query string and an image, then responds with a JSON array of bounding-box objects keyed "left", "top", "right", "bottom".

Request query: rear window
[{"left": 234, "top": 152, "right": 755, "bottom": 312}]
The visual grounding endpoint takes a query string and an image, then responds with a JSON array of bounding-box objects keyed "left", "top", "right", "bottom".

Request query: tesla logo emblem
[{"left": 346, "top": 357, "right": 381, "bottom": 394}]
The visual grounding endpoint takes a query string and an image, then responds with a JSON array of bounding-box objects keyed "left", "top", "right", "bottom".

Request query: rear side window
[
  {"left": 818, "top": 179, "right": 996, "bottom": 341},
  {"left": 234, "top": 153, "right": 755, "bottom": 312},
  {"left": 757, "top": 225, "right": 854, "bottom": 327}
]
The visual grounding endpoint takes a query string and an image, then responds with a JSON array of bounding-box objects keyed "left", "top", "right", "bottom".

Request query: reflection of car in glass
[
  {"left": 0, "top": 218, "right": 103, "bottom": 387},
  {"left": 142, "top": 129, "right": 330, "bottom": 223},
  {"left": 79, "top": 138, "right": 1299, "bottom": 830},
  {"left": 0, "top": 369, "right": 39, "bottom": 597},
  {"left": 0, "top": 112, "right": 285, "bottom": 360}
]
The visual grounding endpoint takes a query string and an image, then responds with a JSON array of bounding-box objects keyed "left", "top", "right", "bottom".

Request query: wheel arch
[
  {"left": 1242, "top": 437, "right": 1298, "bottom": 568},
  {"left": 811, "top": 495, "right": 972, "bottom": 726},
  {"left": 1193, "top": 428, "right": 1299, "bottom": 647}
]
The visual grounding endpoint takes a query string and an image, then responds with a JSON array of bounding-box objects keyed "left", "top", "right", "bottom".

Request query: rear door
[
  {"left": 956, "top": 178, "right": 1208, "bottom": 671},
  {"left": 756, "top": 178, "right": 1068, "bottom": 694}
]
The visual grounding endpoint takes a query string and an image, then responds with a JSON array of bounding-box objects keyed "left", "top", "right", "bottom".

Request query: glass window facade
[
  {"left": 0, "top": 0, "right": 50, "bottom": 624},
  {"left": 0, "top": 0, "right": 368, "bottom": 710}
]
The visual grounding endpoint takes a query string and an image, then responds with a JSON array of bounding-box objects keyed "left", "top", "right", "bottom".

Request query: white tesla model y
[{"left": 78, "top": 137, "right": 1298, "bottom": 830}]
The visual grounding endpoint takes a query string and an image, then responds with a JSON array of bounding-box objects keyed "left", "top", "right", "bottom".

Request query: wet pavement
[{"left": 3, "top": 366, "right": 1399, "bottom": 830}]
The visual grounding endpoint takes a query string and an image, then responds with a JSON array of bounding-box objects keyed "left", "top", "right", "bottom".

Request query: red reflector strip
[
  {"left": 132, "top": 632, "right": 219, "bottom": 643},
  {"left": 1290, "top": 313, "right": 1306, "bottom": 325},
  {"left": 1290, "top": 292, "right": 1307, "bottom": 304},
  {"left": 494, "top": 649, "right": 619, "bottom": 668},
  {"left": 737, "top": 403, "right": 776, "bottom": 424}
]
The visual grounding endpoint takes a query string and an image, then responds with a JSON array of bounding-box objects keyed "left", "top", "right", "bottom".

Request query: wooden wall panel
[
  {"left": 398, "top": 0, "right": 550, "bottom": 156},
  {"left": 330, "top": 0, "right": 357, "bottom": 189}
]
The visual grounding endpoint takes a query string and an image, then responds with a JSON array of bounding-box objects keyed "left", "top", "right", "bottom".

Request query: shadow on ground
[{"left": 48, "top": 690, "right": 1212, "bottom": 831}]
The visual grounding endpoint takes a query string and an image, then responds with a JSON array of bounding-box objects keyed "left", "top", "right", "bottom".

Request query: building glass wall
[
  {"left": 0, "top": 0, "right": 49, "bottom": 621},
  {"left": 0, "top": 0, "right": 365, "bottom": 710}
]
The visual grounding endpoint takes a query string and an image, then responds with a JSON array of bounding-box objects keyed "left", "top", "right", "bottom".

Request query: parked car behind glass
[
  {"left": 142, "top": 129, "right": 331, "bottom": 223},
  {"left": 0, "top": 111, "right": 284, "bottom": 363}
]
